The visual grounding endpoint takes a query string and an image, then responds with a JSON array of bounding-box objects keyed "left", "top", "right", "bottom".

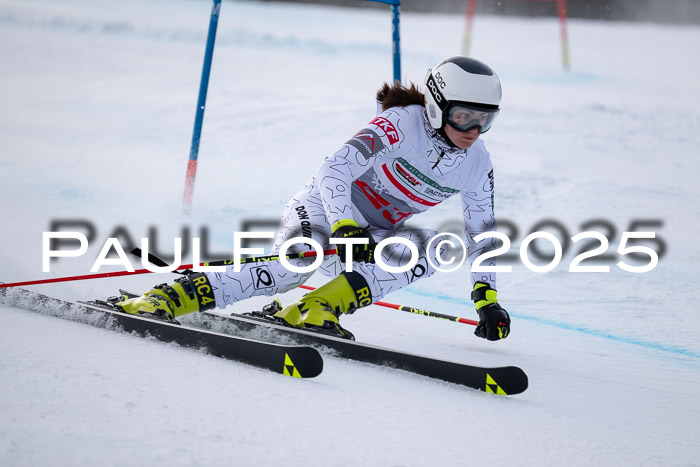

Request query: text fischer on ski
[{"left": 116, "top": 56, "right": 511, "bottom": 342}]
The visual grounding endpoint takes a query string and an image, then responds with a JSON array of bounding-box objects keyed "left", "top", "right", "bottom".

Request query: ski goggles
[{"left": 445, "top": 103, "right": 499, "bottom": 134}]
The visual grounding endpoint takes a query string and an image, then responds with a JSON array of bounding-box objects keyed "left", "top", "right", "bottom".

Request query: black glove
[
  {"left": 331, "top": 220, "right": 376, "bottom": 263},
  {"left": 471, "top": 281, "right": 510, "bottom": 341},
  {"left": 474, "top": 303, "right": 511, "bottom": 341}
]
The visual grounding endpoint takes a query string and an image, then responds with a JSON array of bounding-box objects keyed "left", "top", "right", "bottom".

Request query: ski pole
[
  {"left": 4, "top": 251, "right": 479, "bottom": 326},
  {"left": 0, "top": 249, "right": 338, "bottom": 289},
  {"left": 141, "top": 250, "right": 477, "bottom": 326},
  {"left": 298, "top": 284, "right": 478, "bottom": 326},
  {"left": 0, "top": 268, "right": 169, "bottom": 289}
]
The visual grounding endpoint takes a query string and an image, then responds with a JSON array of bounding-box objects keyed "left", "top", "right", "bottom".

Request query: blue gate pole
[
  {"left": 183, "top": 0, "right": 222, "bottom": 214},
  {"left": 391, "top": 2, "right": 401, "bottom": 84},
  {"left": 365, "top": 0, "right": 401, "bottom": 84}
]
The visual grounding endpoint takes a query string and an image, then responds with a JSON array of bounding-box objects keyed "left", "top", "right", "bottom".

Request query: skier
[{"left": 115, "top": 56, "right": 511, "bottom": 341}]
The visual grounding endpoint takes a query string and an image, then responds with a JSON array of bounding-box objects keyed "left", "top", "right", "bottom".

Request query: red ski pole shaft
[
  {"left": 0, "top": 249, "right": 338, "bottom": 289},
  {"left": 297, "top": 284, "right": 478, "bottom": 326},
  {"left": 0, "top": 267, "right": 169, "bottom": 289}
]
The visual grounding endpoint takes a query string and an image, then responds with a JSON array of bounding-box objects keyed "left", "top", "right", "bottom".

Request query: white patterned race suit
[{"left": 207, "top": 104, "right": 498, "bottom": 309}]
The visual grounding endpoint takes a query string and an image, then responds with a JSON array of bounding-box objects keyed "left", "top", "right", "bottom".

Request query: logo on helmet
[
  {"left": 434, "top": 72, "right": 446, "bottom": 89},
  {"left": 426, "top": 75, "right": 443, "bottom": 105}
]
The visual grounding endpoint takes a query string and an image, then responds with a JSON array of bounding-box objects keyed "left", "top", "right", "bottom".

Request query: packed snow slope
[{"left": 1, "top": 0, "right": 699, "bottom": 465}]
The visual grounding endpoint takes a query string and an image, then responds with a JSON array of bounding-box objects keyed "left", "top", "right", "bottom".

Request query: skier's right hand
[
  {"left": 331, "top": 220, "right": 376, "bottom": 263},
  {"left": 474, "top": 303, "right": 511, "bottom": 341}
]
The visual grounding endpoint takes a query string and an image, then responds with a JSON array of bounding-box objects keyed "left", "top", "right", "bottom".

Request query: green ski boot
[
  {"left": 110, "top": 272, "right": 216, "bottom": 323},
  {"left": 266, "top": 271, "right": 372, "bottom": 339}
]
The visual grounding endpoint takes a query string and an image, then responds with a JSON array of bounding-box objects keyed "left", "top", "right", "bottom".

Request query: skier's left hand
[{"left": 471, "top": 281, "right": 510, "bottom": 341}]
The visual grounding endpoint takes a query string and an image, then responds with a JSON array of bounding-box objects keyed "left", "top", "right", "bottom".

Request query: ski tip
[
  {"left": 282, "top": 349, "right": 324, "bottom": 378},
  {"left": 484, "top": 367, "right": 528, "bottom": 395}
]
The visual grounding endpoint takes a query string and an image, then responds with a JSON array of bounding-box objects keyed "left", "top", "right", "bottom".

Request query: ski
[
  {"left": 0, "top": 287, "right": 527, "bottom": 393},
  {"left": 201, "top": 309, "right": 529, "bottom": 395},
  {"left": 0, "top": 287, "right": 323, "bottom": 378}
]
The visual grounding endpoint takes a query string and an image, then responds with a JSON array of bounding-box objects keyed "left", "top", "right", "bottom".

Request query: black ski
[
  {"left": 0, "top": 287, "right": 323, "bottom": 378},
  {"left": 202, "top": 310, "right": 528, "bottom": 395}
]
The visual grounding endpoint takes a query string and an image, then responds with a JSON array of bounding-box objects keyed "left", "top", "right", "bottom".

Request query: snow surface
[{"left": 1, "top": 0, "right": 699, "bottom": 465}]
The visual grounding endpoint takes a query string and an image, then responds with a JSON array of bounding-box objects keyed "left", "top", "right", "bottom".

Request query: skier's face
[{"left": 444, "top": 124, "right": 480, "bottom": 149}]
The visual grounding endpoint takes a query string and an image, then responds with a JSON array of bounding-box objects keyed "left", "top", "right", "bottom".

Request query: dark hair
[{"left": 376, "top": 82, "right": 425, "bottom": 111}]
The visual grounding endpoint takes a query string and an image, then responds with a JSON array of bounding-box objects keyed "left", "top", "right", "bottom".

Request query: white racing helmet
[{"left": 424, "top": 56, "right": 502, "bottom": 133}]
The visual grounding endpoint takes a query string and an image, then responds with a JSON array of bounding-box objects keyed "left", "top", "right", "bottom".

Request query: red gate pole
[
  {"left": 556, "top": 0, "right": 570, "bottom": 70},
  {"left": 462, "top": 0, "right": 478, "bottom": 54}
]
